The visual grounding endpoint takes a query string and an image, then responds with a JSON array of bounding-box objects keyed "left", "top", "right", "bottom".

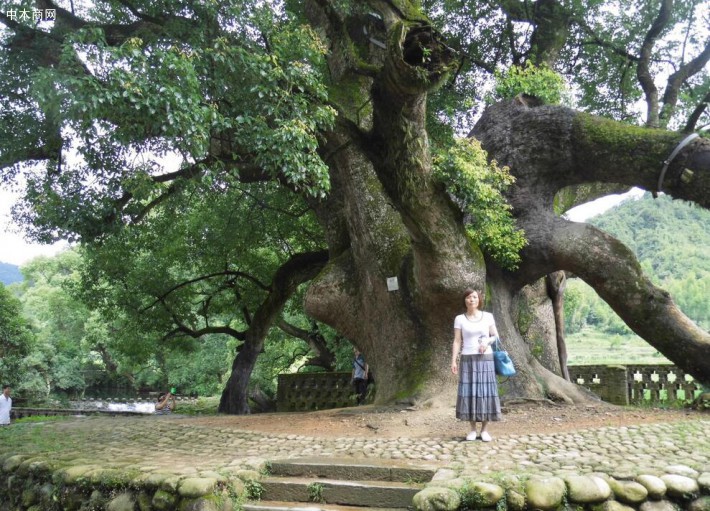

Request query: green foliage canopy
[
  {"left": 434, "top": 138, "right": 526, "bottom": 269},
  {"left": 1, "top": 0, "right": 708, "bottom": 404},
  {"left": 492, "top": 63, "right": 567, "bottom": 105}
]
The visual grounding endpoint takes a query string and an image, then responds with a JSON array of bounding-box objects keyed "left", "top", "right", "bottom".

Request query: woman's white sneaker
[
  {"left": 480, "top": 431, "right": 492, "bottom": 442},
  {"left": 465, "top": 431, "right": 478, "bottom": 441}
]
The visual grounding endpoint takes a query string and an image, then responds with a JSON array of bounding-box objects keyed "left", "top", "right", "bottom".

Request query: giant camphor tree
[{"left": 1, "top": 0, "right": 709, "bottom": 412}]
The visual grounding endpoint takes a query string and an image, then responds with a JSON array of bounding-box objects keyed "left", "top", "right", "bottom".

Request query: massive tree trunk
[
  {"left": 303, "top": 1, "right": 487, "bottom": 406},
  {"left": 303, "top": 1, "right": 710, "bottom": 409},
  {"left": 303, "top": 2, "right": 594, "bottom": 407}
]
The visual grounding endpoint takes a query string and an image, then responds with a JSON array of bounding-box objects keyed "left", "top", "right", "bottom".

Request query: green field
[{"left": 565, "top": 328, "right": 671, "bottom": 366}]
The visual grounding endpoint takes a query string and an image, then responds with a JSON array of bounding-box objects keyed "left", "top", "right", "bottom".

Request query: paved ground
[{"left": 2, "top": 410, "right": 708, "bottom": 479}]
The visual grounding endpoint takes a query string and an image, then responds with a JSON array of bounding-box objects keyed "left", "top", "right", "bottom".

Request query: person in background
[
  {"left": 451, "top": 288, "right": 501, "bottom": 442},
  {"left": 155, "top": 390, "right": 176, "bottom": 415},
  {"left": 351, "top": 348, "right": 369, "bottom": 405},
  {"left": 0, "top": 385, "right": 12, "bottom": 426}
]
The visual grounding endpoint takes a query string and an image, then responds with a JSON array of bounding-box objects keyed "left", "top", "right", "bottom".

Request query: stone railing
[
  {"left": 276, "top": 372, "right": 355, "bottom": 412},
  {"left": 68, "top": 395, "right": 197, "bottom": 411},
  {"left": 10, "top": 407, "right": 148, "bottom": 420},
  {"left": 276, "top": 365, "right": 702, "bottom": 411},
  {"left": 9, "top": 395, "right": 199, "bottom": 419},
  {"left": 568, "top": 364, "right": 703, "bottom": 406}
]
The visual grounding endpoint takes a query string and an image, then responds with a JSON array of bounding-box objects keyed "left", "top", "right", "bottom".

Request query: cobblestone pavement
[{"left": 4, "top": 414, "right": 708, "bottom": 478}]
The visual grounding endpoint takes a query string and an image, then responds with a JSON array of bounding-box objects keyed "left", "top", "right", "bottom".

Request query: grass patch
[
  {"left": 0, "top": 419, "right": 81, "bottom": 457},
  {"left": 244, "top": 480, "right": 264, "bottom": 501},
  {"left": 259, "top": 461, "right": 272, "bottom": 476},
  {"left": 308, "top": 482, "right": 325, "bottom": 503},
  {"left": 458, "top": 482, "right": 488, "bottom": 510},
  {"left": 566, "top": 329, "right": 671, "bottom": 365},
  {"left": 174, "top": 396, "right": 220, "bottom": 415}
]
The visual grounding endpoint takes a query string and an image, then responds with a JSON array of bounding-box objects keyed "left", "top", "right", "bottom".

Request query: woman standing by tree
[{"left": 451, "top": 289, "right": 501, "bottom": 442}]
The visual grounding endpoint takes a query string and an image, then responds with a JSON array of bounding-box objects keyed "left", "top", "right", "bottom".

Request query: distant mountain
[
  {"left": 590, "top": 193, "right": 710, "bottom": 281},
  {"left": 0, "top": 262, "right": 22, "bottom": 285}
]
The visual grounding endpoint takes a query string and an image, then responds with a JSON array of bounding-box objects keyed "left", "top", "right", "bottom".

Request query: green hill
[{"left": 591, "top": 193, "right": 710, "bottom": 282}]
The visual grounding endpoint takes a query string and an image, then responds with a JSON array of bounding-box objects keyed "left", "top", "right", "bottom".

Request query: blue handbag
[{"left": 492, "top": 338, "right": 516, "bottom": 377}]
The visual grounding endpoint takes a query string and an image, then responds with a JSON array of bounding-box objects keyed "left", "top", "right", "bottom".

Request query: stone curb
[
  {"left": 414, "top": 469, "right": 710, "bottom": 511},
  {"left": 0, "top": 416, "right": 707, "bottom": 510}
]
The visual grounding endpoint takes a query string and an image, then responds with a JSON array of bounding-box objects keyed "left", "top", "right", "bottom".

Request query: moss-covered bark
[{"left": 304, "top": 0, "right": 494, "bottom": 404}]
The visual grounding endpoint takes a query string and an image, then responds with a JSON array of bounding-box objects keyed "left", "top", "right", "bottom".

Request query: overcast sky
[
  {"left": 0, "top": 186, "right": 645, "bottom": 267},
  {"left": 0, "top": 188, "right": 71, "bottom": 265}
]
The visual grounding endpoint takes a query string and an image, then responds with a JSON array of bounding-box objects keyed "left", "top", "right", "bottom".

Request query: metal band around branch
[{"left": 655, "top": 133, "right": 699, "bottom": 196}]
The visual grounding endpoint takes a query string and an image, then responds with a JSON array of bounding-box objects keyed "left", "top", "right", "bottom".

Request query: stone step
[
  {"left": 259, "top": 476, "right": 424, "bottom": 508},
  {"left": 268, "top": 458, "right": 436, "bottom": 483},
  {"left": 243, "top": 501, "right": 408, "bottom": 511}
]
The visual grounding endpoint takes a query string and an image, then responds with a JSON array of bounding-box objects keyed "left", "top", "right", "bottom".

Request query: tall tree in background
[
  {"left": 1, "top": 0, "right": 708, "bottom": 412},
  {"left": 78, "top": 181, "right": 331, "bottom": 413},
  {"left": 0, "top": 283, "right": 34, "bottom": 385}
]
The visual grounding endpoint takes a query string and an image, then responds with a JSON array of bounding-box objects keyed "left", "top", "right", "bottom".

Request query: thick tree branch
[
  {"left": 278, "top": 319, "right": 336, "bottom": 369},
  {"left": 305, "top": 0, "right": 381, "bottom": 79},
  {"left": 473, "top": 101, "right": 710, "bottom": 210},
  {"left": 114, "top": 0, "right": 164, "bottom": 24},
  {"left": 660, "top": 38, "right": 710, "bottom": 127},
  {"left": 108, "top": 153, "right": 274, "bottom": 229},
  {"left": 277, "top": 320, "right": 310, "bottom": 341},
  {"left": 143, "top": 270, "right": 269, "bottom": 312},
  {"left": 475, "top": 99, "right": 710, "bottom": 389},
  {"left": 248, "top": 250, "right": 329, "bottom": 341},
  {"left": 497, "top": 0, "right": 574, "bottom": 66},
  {"left": 35, "top": 0, "right": 191, "bottom": 46},
  {"left": 546, "top": 218, "right": 710, "bottom": 386},
  {"left": 167, "top": 324, "right": 246, "bottom": 341},
  {"left": 151, "top": 163, "right": 206, "bottom": 184},
  {"left": 545, "top": 271, "right": 569, "bottom": 381},
  {"left": 637, "top": 0, "right": 673, "bottom": 128},
  {"left": 528, "top": 0, "right": 572, "bottom": 66},
  {"left": 684, "top": 90, "right": 710, "bottom": 133},
  {"left": 497, "top": 0, "right": 531, "bottom": 22},
  {"left": 576, "top": 22, "right": 639, "bottom": 62}
]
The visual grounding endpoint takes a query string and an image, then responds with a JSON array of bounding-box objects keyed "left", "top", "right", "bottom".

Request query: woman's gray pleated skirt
[{"left": 456, "top": 354, "right": 502, "bottom": 422}]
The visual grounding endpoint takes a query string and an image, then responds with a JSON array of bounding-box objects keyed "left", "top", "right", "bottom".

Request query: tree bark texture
[
  {"left": 303, "top": 1, "right": 494, "bottom": 405},
  {"left": 546, "top": 271, "right": 569, "bottom": 381},
  {"left": 512, "top": 278, "right": 561, "bottom": 376}
]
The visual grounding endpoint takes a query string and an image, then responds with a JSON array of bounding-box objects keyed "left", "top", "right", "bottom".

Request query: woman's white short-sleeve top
[{"left": 454, "top": 312, "right": 496, "bottom": 355}]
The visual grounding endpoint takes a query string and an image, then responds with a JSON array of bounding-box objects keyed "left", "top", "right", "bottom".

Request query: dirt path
[{"left": 188, "top": 401, "right": 705, "bottom": 440}]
